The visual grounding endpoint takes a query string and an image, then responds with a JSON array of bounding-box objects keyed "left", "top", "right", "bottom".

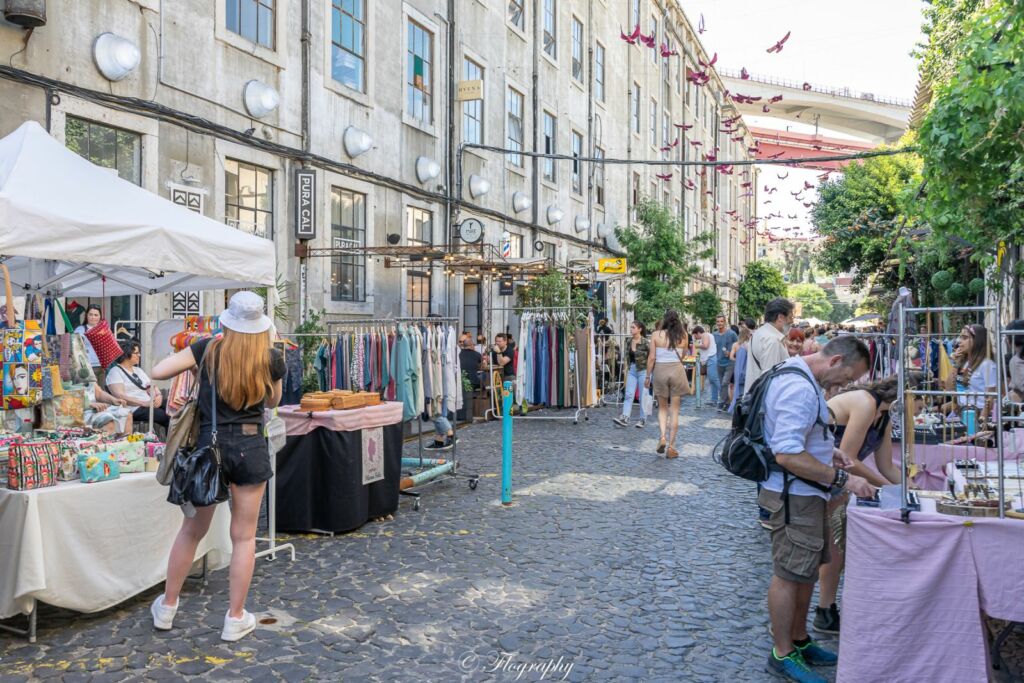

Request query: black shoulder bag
[{"left": 167, "top": 358, "right": 229, "bottom": 512}]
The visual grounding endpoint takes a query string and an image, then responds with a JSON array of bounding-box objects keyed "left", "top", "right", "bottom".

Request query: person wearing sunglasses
[{"left": 106, "top": 340, "right": 170, "bottom": 428}]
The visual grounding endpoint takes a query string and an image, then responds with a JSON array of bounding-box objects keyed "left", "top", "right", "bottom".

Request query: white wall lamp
[
  {"left": 93, "top": 33, "right": 141, "bottom": 82},
  {"left": 468, "top": 174, "right": 490, "bottom": 198},
  {"left": 546, "top": 205, "right": 564, "bottom": 225},
  {"left": 343, "top": 126, "right": 373, "bottom": 158},
  {"left": 415, "top": 156, "right": 441, "bottom": 184},
  {"left": 512, "top": 192, "right": 531, "bottom": 214},
  {"left": 243, "top": 80, "right": 280, "bottom": 118},
  {"left": 574, "top": 216, "right": 590, "bottom": 234},
  {"left": 597, "top": 223, "right": 611, "bottom": 239}
]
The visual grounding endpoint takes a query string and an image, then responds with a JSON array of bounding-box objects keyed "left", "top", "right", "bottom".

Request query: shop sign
[
  {"left": 295, "top": 169, "right": 316, "bottom": 240},
  {"left": 499, "top": 278, "right": 514, "bottom": 296},
  {"left": 456, "top": 79, "right": 483, "bottom": 101},
  {"left": 597, "top": 257, "right": 627, "bottom": 274}
]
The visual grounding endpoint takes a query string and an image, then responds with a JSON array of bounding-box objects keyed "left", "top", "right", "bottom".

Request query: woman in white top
[
  {"left": 942, "top": 324, "right": 997, "bottom": 418},
  {"left": 693, "top": 326, "right": 717, "bottom": 406},
  {"left": 74, "top": 304, "right": 104, "bottom": 382},
  {"left": 106, "top": 339, "right": 170, "bottom": 428},
  {"left": 645, "top": 310, "right": 690, "bottom": 459}
]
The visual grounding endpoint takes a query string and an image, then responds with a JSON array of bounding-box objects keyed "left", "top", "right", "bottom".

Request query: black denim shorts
[{"left": 197, "top": 424, "right": 272, "bottom": 487}]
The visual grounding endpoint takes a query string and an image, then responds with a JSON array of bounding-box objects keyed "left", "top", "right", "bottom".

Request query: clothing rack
[
  {"left": 485, "top": 306, "right": 595, "bottom": 424},
  {"left": 325, "top": 317, "right": 476, "bottom": 509}
]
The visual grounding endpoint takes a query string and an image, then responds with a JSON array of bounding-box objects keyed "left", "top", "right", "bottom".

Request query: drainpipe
[
  {"left": 530, "top": 0, "right": 540, "bottom": 253},
  {"left": 444, "top": 0, "right": 456, "bottom": 316},
  {"left": 585, "top": 0, "right": 594, "bottom": 259}
]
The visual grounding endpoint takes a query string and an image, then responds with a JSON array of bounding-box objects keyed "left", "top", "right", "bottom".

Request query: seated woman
[
  {"left": 942, "top": 324, "right": 997, "bottom": 420},
  {"left": 1005, "top": 319, "right": 1024, "bottom": 403},
  {"left": 815, "top": 374, "right": 909, "bottom": 636},
  {"left": 105, "top": 339, "right": 170, "bottom": 429}
]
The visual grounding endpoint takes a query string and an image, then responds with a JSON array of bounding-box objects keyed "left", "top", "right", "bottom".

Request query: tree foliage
[
  {"left": 787, "top": 283, "right": 833, "bottom": 320},
  {"left": 917, "top": 1, "right": 1024, "bottom": 269},
  {"left": 738, "top": 261, "right": 786, "bottom": 322},
  {"left": 516, "top": 269, "right": 592, "bottom": 324},
  {"left": 615, "top": 199, "right": 713, "bottom": 327},
  {"left": 811, "top": 147, "right": 923, "bottom": 293},
  {"left": 686, "top": 288, "right": 722, "bottom": 326},
  {"left": 825, "top": 293, "right": 855, "bottom": 323}
]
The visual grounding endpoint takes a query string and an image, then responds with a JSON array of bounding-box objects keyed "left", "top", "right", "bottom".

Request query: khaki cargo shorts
[{"left": 758, "top": 488, "right": 830, "bottom": 585}]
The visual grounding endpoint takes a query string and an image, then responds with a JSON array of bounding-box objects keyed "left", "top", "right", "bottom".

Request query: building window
[
  {"left": 594, "top": 43, "right": 605, "bottom": 102},
  {"left": 65, "top": 116, "right": 141, "bottom": 185},
  {"left": 594, "top": 146, "right": 605, "bottom": 206},
  {"left": 632, "top": 172, "right": 641, "bottom": 207},
  {"left": 571, "top": 17, "right": 583, "bottom": 82},
  {"left": 650, "top": 17, "right": 657, "bottom": 63},
  {"left": 463, "top": 282, "right": 481, "bottom": 337},
  {"left": 662, "top": 111, "right": 670, "bottom": 148},
  {"left": 631, "top": 84, "right": 640, "bottom": 134},
  {"left": 631, "top": 0, "right": 640, "bottom": 29},
  {"left": 407, "top": 272, "right": 431, "bottom": 317},
  {"left": 508, "top": 0, "right": 524, "bottom": 30},
  {"left": 649, "top": 98, "right": 657, "bottom": 146},
  {"left": 406, "top": 206, "right": 433, "bottom": 245},
  {"left": 542, "top": 0, "right": 556, "bottom": 58},
  {"left": 407, "top": 20, "right": 433, "bottom": 125},
  {"left": 331, "top": 188, "right": 366, "bottom": 302},
  {"left": 506, "top": 87, "right": 524, "bottom": 166},
  {"left": 226, "top": 0, "right": 275, "bottom": 49},
  {"left": 542, "top": 111, "right": 557, "bottom": 182},
  {"left": 571, "top": 131, "right": 583, "bottom": 195},
  {"left": 540, "top": 242, "right": 556, "bottom": 262},
  {"left": 662, "top": 39, "right": 671, "bottom": 84},
  {"left": 463, "top": 58, "right": 483, "bottom": 144},
  {"left": 331, "top": 0, "right": 365, "bottom": 92},
  {"left": 225, "top": 159, "right": 274, "bottom": 239},
  {"left": 508, "top": 232, "right": 523, "bottom": 258}
]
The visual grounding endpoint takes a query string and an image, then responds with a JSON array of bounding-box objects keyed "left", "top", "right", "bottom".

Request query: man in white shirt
[
  {"left": 760, "top": 336, "right": 875, "bottom": 681},
  {"left": 744, "top": 297, "right": 795, "bottom": 396}
]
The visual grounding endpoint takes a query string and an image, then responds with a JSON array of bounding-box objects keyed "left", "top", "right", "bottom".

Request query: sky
[{"left": 681, "top": 0, "right": 928, "bottom": 240}]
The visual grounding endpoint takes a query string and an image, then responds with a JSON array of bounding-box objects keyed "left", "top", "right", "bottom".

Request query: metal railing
[{"left": 716, "top": 68, "right": 913, "bottom": 109}]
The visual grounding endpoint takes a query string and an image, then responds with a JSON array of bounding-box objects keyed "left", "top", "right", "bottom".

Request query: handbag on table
[
  {"left": 167, "top": 357, "right": 228, "bottom": 510},
  {"left": 7, "top": 440, "right": 61, "bottom": 490},
  {"left": 103, "top": 439, "right": 146, "bottom": 473},
  {"left": 78, "top": 450, "right": 120, "bottom": 483}
]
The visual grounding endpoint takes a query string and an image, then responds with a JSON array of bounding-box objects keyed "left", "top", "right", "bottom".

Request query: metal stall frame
[
  {"left": 483, "top": 306, "right": 594, "bottom": 425},
  {"left": 325, "top": 317, "right": 478, "bottom": 511},
  {"left": 896, "top": 303, "right": 1006, "bottom": 521}
]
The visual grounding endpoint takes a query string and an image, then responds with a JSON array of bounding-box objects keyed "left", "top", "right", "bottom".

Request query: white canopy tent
[{"left": 0, "top": 121, "right": 275, "bottom": 298}]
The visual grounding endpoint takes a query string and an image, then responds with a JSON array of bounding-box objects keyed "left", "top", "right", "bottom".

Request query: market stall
[
  {"left": 274, "top": 402, "right": 404, "bottom": 533},
  {"left": 0, "top": 121, "right": 276, "bottom": 641}
]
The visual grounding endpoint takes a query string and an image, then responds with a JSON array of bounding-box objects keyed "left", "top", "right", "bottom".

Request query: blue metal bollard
[{"left": 501, "top": 380, "right": 513, "bottom": 505}]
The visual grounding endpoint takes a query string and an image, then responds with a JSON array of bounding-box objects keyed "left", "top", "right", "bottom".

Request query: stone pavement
[{"left": 0, "top": 399, "right": 1018, "bottom": 682}]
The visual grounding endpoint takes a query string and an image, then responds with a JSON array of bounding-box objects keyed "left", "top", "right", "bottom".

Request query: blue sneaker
[
  {"left": 796, "top": 638, "right": 838, "bottom": 666},
  {"left": 766, "top": 649, "right": 826, "bottom": 683}
]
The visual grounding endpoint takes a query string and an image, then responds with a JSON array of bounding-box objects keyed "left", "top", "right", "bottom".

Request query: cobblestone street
[{"left": 0, "top": 398, "right": 967, "bottom": 682}]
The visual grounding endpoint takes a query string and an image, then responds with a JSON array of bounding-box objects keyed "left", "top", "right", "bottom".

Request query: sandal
[
  {"left": 657, "top": 438, "right": 667, "bottom": 454},
  {"left": 666, "top": 446, "right": 679, "bottom": 459}
]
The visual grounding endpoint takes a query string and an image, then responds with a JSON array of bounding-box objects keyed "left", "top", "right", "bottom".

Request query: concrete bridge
[{"left": 719, "top": 69, "right": 912, "bottom": 144}]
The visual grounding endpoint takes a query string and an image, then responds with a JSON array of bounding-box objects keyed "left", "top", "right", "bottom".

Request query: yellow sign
[
  {"left": 598, "top": 258, "right": 627, "bottom": 274},
  {"left": 455, "top": 79, "right": 483, "bottom": 101}
]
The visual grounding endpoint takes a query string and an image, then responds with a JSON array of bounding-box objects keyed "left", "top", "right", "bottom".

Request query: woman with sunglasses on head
[
  {"left": 148, "top": 291, "right": 285, "bottom": 642},
  {"left": 941, "top": 324, "right": 997, "bottom": 420}
]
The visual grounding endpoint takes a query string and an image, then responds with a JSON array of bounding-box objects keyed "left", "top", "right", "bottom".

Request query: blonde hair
[{"left": 205, "top": 328, "right": 273, "bottom": 411}]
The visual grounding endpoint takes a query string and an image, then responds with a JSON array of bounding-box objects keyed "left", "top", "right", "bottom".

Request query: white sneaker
[
  {"left": 221, "top": 609, "right": 257, "bottom": 642},
  {"left": 151, "top": 594, "right": 177, "bottom": 631}
]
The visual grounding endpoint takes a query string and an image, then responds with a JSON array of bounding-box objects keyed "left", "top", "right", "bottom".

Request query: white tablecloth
[{"left": 0, "top": 473, "right": 231, "bottom": 619}]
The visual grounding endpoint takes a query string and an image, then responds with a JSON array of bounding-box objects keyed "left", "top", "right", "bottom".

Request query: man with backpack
[{"left": 759, "top": 336, "right": 875, "bottom": 681}]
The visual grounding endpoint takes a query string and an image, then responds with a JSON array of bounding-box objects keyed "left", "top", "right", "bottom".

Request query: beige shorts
[
  {"left": 758, "top": 488, "right": 831, "bottom": 585},
  {"left": 652, "top": 362, "right": 690, "bottom": 398}
]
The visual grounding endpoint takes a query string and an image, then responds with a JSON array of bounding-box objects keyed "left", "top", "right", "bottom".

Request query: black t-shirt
[
  {"left": 191, "top": 338, "right": 286, "bottom": 428},
  {"left": 491, "top": 347, "right": 515, "bottom": 378},
  {"left": 459, "top": 348, "right": 483, "bottom": 387}
]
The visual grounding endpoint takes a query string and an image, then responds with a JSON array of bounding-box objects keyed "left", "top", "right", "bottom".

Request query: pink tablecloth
[
  {"left": 277, "top": 402, "right": 404, "bottom": 436},
  {"left": 838, "top": 506, "right": 1024, "bottom": 682},
  {"left": 867, "top": 436, "right": 1024, "bottom": 491}
]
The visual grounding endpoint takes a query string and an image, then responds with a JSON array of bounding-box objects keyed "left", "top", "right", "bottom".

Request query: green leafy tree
[
  {"left": 787, "top": 283, "right": 833, "bottom": 320},
  {"left": 686, "top": 288, "right": 722, "bottom": 326},
  {"left": 811, "top": 146, "right": 922, "bottom": 293},
  {"left": 516, "top": 269, "right": 592, "bottom": 324},
  {"left": 826, "top": 295, "right": 856, "bottom": 323},
  {"left": 917, "top": 1, "right": 1024, "bottom": 272},
  {"left": 615, "top": 199, "right": 713, "bottom": 327},
  {"left": 738, "top": 261, "right": 786, "bottom": 322}
]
